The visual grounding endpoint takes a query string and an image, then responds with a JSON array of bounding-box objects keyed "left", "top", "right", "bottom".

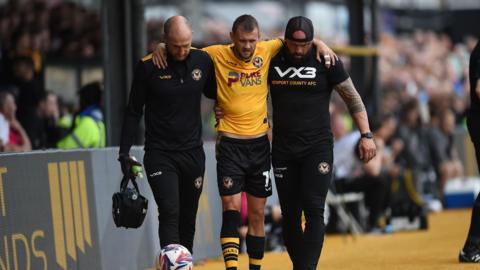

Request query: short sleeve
[
  {"left": 327, "top": 59, "right": 350, "bottom": 87},
  {"left": 261, "top": 39, "right": 283, "bottom": 57},
  {"left": 203, "top": 55, "right": 217, "bottom": 99},
  {"left": 202, "top": 45, "right": 224, "bottom": 59}
]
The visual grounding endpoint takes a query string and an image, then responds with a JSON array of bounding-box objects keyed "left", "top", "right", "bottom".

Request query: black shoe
[{"left": 459, "top": 246, "right": 480, "bottom": 263}]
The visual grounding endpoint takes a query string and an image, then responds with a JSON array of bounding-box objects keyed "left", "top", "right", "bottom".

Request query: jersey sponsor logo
[
  {"left": 318, "top": 162, "right": 330, "bottom": 174},
  {"left": 253, "top": 56, "right": 264, "bottom": 68},
  {"left": 191, "top": 68, "right": 202, "bottom": 81},
  {"left": 194, "top": 176, "right": 203, "bottom": 189},
  {"left": 158, "top": 75, "right": 172, "bottom": 80},
  {"left": 227, "top": 72, "right": 239, "bottom": 86},
  {"left": 274, "top": 66, "right": 316, "bottom": 79},
  {"left": 227, "top": 71, "right": 262, "bottom": 87}
]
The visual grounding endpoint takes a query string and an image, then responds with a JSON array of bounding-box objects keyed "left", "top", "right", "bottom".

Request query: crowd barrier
[{"left": 0, "top": 144, "right": 227, "bottom": 270}]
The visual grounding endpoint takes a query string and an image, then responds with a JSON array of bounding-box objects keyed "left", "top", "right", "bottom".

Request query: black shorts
[{"left": 216, "top": 135, "right": 272, "bottom": 198}]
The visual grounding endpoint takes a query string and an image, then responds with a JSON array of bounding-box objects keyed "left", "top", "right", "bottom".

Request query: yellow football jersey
[{"left": 203, "top": 39, "right": 283, "bottom": 136}]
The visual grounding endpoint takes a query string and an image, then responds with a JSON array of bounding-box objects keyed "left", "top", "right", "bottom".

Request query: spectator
[
  {"left": 332, "top": 113, "right": 388, "bottom": 232},
  {"left": 57, "top": 81, "right": 105, "bottom": 149},
  {"left": 11, "top": 56, "right": 45, "bottom": 148},
  {"left": 391, "top": 99, "right": 432, "bottom": 228},
  {"left": 429, "top": 109, "right": 464, "bottom": 196},
  {"left": 0, "top": 91, "right": 31, "bottom": 152},
  {"left": 377, "top": 115, "right": 404, "bottom": 184},
  {"left": 0, "top": 108, "right": 8, "bottom": 148},
  {"left": 396, "top": 99, "right": 435, "bottom": 196},
  {"left": 29, "top": 90, "right": 68, "bottom": 149}
]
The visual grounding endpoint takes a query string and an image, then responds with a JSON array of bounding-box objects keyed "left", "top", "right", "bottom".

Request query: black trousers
[
  {"left": 272, "top": 149, "right": 332, "bottom": 270},
  {"left": 143, "top": 147, "right": 205, "bottom": 253},
  {"left": 466, "top": 115, "right": 480, "bottom": 244}
]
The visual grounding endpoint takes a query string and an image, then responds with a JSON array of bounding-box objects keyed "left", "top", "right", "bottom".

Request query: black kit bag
[{"left": 112, "top": 175, "right": 148, "bottom": 229}]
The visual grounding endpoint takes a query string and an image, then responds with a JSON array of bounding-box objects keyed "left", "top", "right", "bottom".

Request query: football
[{"left": 156, "top": 244, "right": 193, "bottom": 270}]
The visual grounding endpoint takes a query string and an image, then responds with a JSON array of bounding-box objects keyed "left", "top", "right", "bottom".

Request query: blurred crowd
[
  {"left": 327, "top": 31, "right": 478, "bottom": 234},
  {"left": 0, "top": 0, "right": 103, "bottom": 152},
  {"left": 0, "top": 0, "right": 101, "bottom": 60}
]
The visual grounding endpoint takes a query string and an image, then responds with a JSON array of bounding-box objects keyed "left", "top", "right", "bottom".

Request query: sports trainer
[
  {"left": 118, "top": 16, "right": 216, "bottom": 258},
  {"left": 459, "top": 40, "right": 480, "bottom": 263},
  {"left": 153, "top": 14, "right": 337, "bottom": 270},
  {"left": 269, "top": 16, "right": 376, "bottom": 270}
]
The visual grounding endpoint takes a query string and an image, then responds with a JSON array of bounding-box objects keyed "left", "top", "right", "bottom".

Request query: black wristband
[{"left": 360, "top": 132, "right": 373, "bottom": 139}]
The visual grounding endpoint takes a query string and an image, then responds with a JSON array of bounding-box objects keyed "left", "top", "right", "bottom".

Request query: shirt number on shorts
[{"left": 263, "top": 171, "right": 270, "bottom": 188}]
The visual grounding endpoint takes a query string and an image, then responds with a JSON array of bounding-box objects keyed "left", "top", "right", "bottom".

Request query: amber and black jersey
[
  {"left": 203, "top": 39, "right": 283, "bottom": 136},
  {"left": 119, "top": 49, "right": 216, "bottom": 154},
  {"left": 269, "top": 46, "right": 349, "bottom": 160}
]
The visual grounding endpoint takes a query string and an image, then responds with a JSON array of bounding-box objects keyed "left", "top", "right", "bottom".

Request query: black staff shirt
[
  {"left": 269, "top": 46, "right": 349, "bottom": 160},
  {"left": 120, "top": 49, "right": 216, "bottom": 154}
]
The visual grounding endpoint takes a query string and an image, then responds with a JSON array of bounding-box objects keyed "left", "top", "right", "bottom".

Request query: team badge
[
  {"left": 253, "top": 56, "right": 263, "bottom": 68},
  {"left": 194, "top": 177, "right": 203, "bottom": 189},
  {"left": 191, "top": 69, "right": 202, "bottom": 81},
  {"left": 223, "top": 177, "right": 233, "bottom": 189},
  {"left": 318, "top": 162, "right": 330, "bottom": 174}
]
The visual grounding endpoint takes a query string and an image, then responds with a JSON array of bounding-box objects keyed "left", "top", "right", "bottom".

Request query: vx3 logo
[{"left": 274, "top": 66, "right": 316, "bottom": 78}]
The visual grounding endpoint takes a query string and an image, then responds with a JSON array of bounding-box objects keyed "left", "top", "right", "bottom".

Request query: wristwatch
[{"left": 360, "top": 131, "right": 374, "bottom": 139}]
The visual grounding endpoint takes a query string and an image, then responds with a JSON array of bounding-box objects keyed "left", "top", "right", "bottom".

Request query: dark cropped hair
[
  {"left": 400, "top": 98, "right": 419, "bottom": 122},
  {"left": 232, "top": 14, "right": 259, "bottom": 33},
  {"left": 369, "top": 113, "right": 395, "bottom": 133},
  {"left": 78, "top": 81, "right": 102, "bottom": 110}
]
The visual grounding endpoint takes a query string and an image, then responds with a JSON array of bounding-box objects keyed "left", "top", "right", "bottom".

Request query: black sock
[
  {"left": 246, "top": 234, "right": 265, "bottom": 270},
  {"left": 221, "top": 210, "right": 241, "bottom": 270},
  {"left": 465, "top": 194, "right": 480, "bottom": 250}
]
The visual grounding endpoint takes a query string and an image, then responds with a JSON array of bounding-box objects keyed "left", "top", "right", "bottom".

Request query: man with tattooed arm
[{"left": 268, "top": 16, "right": 376, "bottom": 270}]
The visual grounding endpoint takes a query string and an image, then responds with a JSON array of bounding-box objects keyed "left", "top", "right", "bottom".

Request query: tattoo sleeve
[{"left": 334, "top": 78, "right": 366, "bottom": 114}]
